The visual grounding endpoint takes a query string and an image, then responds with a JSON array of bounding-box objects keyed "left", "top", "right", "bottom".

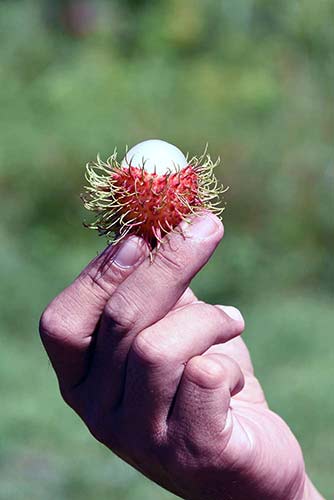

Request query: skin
[{"left": 39, "top": 214, "right": 324, "bottom": 500}]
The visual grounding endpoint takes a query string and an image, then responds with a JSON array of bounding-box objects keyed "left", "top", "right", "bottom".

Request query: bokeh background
[{"left": 0, "top": 0, "right": 333, "bottom": 498}]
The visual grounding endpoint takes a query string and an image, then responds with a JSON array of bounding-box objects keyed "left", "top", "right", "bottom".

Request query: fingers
[
  {"left": 206, "top": 305, "right": 254, "bottom": 374},
  {"left": 87, "top": 213, "right": 224, "bottom": 406},
  {"left": 168, "top": 353, "right": 244, "bottom": 452},
  {"left": 121, "top": 303, "right": 244, "bottom": 429},
  {"left": 39, "top": 236, "right": 149, "bottom": 390}
]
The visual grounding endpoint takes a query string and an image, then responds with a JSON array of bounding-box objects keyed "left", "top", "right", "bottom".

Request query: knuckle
[
  {"left": 199, "top": 302, "right": 222, "bottom": 320},
  {"left": 39, "top": 306, "right": 59, "bottom": 340},
  {"left": 39, "top": 299, "right": 74, "bottom": 346},
  {"left": 131, "top": 331, "right": 166, "bottom": 366},
  {"left": 103, "top": 289, "right": 140, "bottom": 334},
  {"left": 184, "top": 356, "right": 225, "bottom": 389},
  {"left": 194, "top": 302, "right": 231, "bottom": 333}
]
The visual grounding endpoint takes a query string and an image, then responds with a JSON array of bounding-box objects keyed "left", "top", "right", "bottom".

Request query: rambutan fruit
[{"left": 82, "top": 139, "right": 227, "bottom": 249}]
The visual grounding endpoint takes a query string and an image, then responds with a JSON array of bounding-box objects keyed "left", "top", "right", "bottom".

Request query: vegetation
[{"left": 0, "top": 1, "right": 333, "bottom": 498}]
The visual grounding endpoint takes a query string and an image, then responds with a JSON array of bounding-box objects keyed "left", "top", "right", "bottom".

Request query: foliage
[{"left": 0, "top": 0, "right": 333, "bottom": 498}]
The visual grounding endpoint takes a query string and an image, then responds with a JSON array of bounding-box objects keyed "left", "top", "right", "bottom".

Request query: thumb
[{"left": 39, "top": 236, "right": 149, "bottom": 389}]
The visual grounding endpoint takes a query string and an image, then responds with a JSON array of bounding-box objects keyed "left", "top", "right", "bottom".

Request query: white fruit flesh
[{"left": 121, "top": 139, "right": 188, "bottom": 176}]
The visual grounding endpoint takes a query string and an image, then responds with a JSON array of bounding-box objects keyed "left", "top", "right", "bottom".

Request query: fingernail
[
  {"left": 219, "top": 305, "right": 244, "bottom": 324},
  {"left": 180, "top": 214, "right": 222, "bottom": 240},
  {"left": 113, "top": 237, "right": 146, "bottom": 269}
]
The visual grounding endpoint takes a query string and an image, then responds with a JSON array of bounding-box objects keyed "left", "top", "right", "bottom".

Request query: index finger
[
  {"left": 89, "top": 213, "right": 224, "bottom": 406},
  {"left": 39, "top": 236, "right": 149, "bottom": 389}
]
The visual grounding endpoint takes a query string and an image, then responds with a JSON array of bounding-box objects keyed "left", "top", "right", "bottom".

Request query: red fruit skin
[
  {"left": 112, "top": 165, "right": 201, "bottom": 244},
  {"left": 82, "top": 151, "right": 225, "bottom": 250}
]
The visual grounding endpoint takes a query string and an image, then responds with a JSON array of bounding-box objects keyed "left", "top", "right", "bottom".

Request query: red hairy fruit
[
  {"left": 111, "top": 165, "right": 200, "bottom": 244},
  {"left": 82, "top": 140, "right": 226, "bottom": 250}
]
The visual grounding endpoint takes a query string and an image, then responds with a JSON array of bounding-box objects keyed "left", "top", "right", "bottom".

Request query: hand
[{"left": 39, "top": 214, "right": 321, "bottom": 500}]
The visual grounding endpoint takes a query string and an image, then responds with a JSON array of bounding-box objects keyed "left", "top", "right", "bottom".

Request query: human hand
[{"left": 39, "top": 214, "right": 321, "bottom": 500}]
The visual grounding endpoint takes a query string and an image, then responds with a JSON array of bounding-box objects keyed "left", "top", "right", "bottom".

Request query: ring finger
[{"left": 121, "top": 303, "right": 244, "bottom": 434}]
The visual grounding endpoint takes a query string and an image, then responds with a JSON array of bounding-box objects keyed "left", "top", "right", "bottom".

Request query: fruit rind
[{"left": 82, "top": 148, "right": 227, "bottom": 248}]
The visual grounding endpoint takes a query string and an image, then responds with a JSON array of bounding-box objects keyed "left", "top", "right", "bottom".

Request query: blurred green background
[{"left": 0, "top": 0, "right": 333, "bottom": 498}]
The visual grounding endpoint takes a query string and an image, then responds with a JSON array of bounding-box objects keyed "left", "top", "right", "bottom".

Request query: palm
[
  {"left": 207, "top": 337, "right": 305, "bottom": 500},
  {"left": 148, "top": 292, "right": 306, "bottom": 499}
]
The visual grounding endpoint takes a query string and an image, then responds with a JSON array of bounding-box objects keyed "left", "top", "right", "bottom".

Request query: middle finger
[{"left": 122, "top": 302, "right": 244, "bottom": 433}]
